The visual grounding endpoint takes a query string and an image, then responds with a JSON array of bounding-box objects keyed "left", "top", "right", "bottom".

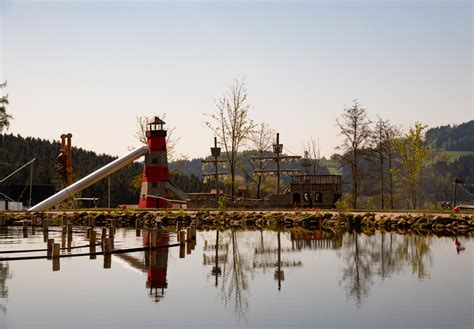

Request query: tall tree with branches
[
  {"left": 205, "top": 79, "right": 256, "bottom": 197},
  {"left": 244, "top": 122, "right": 275, "bottom": 199},
  {"left": 336, "top": 100, "right": 372, "bottom": 209},
  {"left": 370, "top": 116, "right": 398, "bottom": 209},
  {"left": 304, "top": 138, "right": 323, "bottom": 175},
  {"left": 0, "top": 81, "right": 12, "bottom": 134},
  {"left": 393, "top": 122, "right": 428, "bottom": 209}
]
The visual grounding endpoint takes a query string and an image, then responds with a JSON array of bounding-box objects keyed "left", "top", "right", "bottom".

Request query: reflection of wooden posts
[
  {"left": 47, "top": 238, "right": 54, "bottom": 259},
  {"left": 179, "top": 244, "right": 185, "bottom": 258},
  {"left": 104, "top": 237, "right": 112, "bottom": 269},
  {"left": 212, "top": 231, "right": 221, "bottom": 287},
  {"left": 52, "top": 242, "right": 60, "bottom": 271},
  {"left": 274, "top": 231, "right": 284, "bottom": 291},
  {"left": 52, "top": 257, "right": 60, "bottom": 272}
]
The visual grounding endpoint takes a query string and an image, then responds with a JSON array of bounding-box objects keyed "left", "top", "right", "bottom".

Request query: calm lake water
[{"left": 0, "top": 226, "right": 471, "bottom": 329}]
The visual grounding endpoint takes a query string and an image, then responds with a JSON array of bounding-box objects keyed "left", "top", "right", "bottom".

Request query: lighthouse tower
[{"left": 139, "top": 116, "right": 170, "bottom": 208}]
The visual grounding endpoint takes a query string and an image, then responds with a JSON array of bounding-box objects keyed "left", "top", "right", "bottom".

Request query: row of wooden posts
[{"left": 13, "top": 216, "right": 198, "bottom": 271}]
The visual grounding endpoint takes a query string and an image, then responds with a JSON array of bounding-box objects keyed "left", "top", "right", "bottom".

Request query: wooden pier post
[
  {"left": 108, "top": 226, "right": 115, "bottom": 239},
  {"left": 67, "top": 223, "right": 73, "bottom": 235},
  {"left": 62, "top": 225, "right": 67, "bottom": 234},
  {"left": 186, "top": 227, "right": 192, "bottom": 242},
  {"left": 104, "top": 238, "right": 113, "bottom": 254},
  {"left": 179, "top": 230, "right": 186, "bottom": 246},
  {"left": 90, "top": 230, "right": 96, "bottom": 245},
  {"left": 101, "top": 228, "right": 107, "bottom": 243}
]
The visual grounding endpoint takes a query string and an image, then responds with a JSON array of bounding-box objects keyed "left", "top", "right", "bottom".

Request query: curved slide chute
[{"left": 28, "top": 145, "right": 149, "bottom": 212}]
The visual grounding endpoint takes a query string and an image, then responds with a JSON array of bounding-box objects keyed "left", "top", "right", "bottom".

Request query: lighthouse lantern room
[{"left": 139, "top": 116, "right": 170, "bottom": 208}]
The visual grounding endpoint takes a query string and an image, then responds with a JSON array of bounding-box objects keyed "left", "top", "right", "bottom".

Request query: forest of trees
[{"left": 425, "top": 121, "right": 474, "bottom": 151}]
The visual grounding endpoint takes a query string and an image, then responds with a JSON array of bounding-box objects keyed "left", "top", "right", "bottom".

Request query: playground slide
[
  {"left": 28, "top": 145, "right": 149, "bottom": 212},
  {"left": 165, "top": 181, "right": 188, "bottom": 201}
]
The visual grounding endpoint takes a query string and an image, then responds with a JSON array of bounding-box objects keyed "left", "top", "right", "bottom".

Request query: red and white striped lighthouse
[{"left": 139, "top": 116, "right": 170, "bottom": 208}]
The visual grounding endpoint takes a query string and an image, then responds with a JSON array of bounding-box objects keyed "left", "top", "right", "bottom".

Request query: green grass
[{"left": 443, "top": 151, "right": 474, "bottom": 163}]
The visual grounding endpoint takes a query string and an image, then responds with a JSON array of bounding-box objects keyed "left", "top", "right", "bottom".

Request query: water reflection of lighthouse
[{"left": 143, "top": 230, "right": 170, "bottom": 302}]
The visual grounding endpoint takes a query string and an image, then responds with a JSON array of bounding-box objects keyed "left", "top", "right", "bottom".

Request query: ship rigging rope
[{"left": 458, "top": 184, "right": 474, "bottom": 198}]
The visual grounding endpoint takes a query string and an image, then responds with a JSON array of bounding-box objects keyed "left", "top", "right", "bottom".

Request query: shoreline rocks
[{"left": 1, "top": 210, "right": 473, "bottom": 236}]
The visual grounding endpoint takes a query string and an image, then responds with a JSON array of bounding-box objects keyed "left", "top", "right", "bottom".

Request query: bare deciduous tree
[
  {"left": 336, "top": 100, "right": 372, "bottom": 209},
  {"left": 205, "top": 79, "right": 256, "bottom": 197},
  {"left": 246, "top": 122, "right": 274, "bottom": 199},
  {"left": 370, "top": 116, "right": 398, "bottom": 209},
  {"left": 304, "top": 138, "right": 322, "bottom": 175}
]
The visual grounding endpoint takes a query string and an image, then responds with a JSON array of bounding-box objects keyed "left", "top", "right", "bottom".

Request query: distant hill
[{"left": 425, "top": 120, "right": 474, "bottom": 151}]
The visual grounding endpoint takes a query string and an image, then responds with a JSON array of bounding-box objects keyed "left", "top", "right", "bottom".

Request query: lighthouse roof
[{"left": 147, "top": 116, "right": 166, "bottom": 125}]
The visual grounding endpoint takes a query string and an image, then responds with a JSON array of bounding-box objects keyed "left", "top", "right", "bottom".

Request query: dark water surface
[{"left": 0, "top": 226, "right": 471, "bottom": 329}]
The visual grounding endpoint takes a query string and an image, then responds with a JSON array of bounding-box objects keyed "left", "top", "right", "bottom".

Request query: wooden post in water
[
  {"left": 62, "top": 215, "right": 67, "bottom": 226},
  {"left": 179, "top": 230, "right": 186, "bottom": 246},
  {"left": 47, "top": 238, "right": 54, "bottom": 259},
  {"left": 90, "top": 230, "right": 96, "bottom": 245},
  {"left": 22, "top": 220, "right": 28, "bottom": 232},
  {"left": 104, "top": 238, "right": 113, "bottom": 254},
  {"left": 67, "top": 223, "right": 73, "bottom": 235},
  {"left": 136, "top": 229, "right": 141, "bottom": 237},
  {"left": 186, "top": 240, "right": 192, "bottom": 255},
  {"left": 62, "top": 225, "right": 67, "bottom": 234},
  {"left": 86, "top": 227, "right": 91, "bottom": 239},
  {"left": 176, "top": 221, "right": 182, "bottom": 232},
  {"left": 108, "top": 226, "right": 115, "bottom": 239},
  {"left": 186, "top": 227, "right": 192, "bottom": 242},
  {"left": 101, "top": 228, "right": 107, "bottom": 243},
  {"left": 89, "top": 217, "right": 95, "bottom": 228}
]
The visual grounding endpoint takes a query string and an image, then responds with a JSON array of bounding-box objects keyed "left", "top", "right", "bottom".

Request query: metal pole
[
  {"left": 452, "top": 181, "right": 457, "bottom": 208},
  {"left": 29, "top": 160, "right": 33, "bottom": 208},
  {"left": 214, "top": 137, "right": 219, "bottom": 202},
  {"left": 276, "top": 133, "right": 280, "bottom": 195},
  {"left": 108, "top": 176, "right": 111, "bottom": 208}
]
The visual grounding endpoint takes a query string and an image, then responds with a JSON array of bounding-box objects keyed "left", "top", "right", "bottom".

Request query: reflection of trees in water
[
  {"left": 0, "top": 261, "right": 11, "bottom": 313},
  {"left": 219, "top": 230, "right": 252, "bottom": 321},
  {"left": 340, "top": 232, "right": 432, "bottom": 306}
]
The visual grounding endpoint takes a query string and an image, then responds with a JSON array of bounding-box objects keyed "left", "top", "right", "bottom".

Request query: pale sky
[{"left": 1, "top": 0, "right": 472, "bottom": 159}]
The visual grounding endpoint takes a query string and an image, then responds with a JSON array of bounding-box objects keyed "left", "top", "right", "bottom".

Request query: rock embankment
[{"left": 2, "top": 210, "right": 473, "bottom": 235}]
